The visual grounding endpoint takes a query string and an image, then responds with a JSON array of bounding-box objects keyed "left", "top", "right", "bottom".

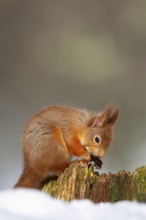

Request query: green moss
[
  {"left": 43, "top": 180, "right": 57, "bottom": 197},
  {"left": 107, "top": 175, "right": 118, "bottom": 202},
  {"left": 88, "top": 165, "right": 98, "bottom": 184},
  {"left": 132, "top": 166, "right": 146, "bottom": 202}
]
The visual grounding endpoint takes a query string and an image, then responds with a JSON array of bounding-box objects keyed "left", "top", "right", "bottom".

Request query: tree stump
[{"left": 42, "top": 163, "right": 146, "bottom": 203}]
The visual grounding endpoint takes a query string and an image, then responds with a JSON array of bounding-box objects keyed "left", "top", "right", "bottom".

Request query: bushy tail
[{"left": 14, "top": 167, "right": 42, "bottom": 189}]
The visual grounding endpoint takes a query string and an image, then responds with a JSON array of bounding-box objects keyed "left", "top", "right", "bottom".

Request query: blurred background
[{"left": 0, "top": 0, "right": 146, "bottom": 189}]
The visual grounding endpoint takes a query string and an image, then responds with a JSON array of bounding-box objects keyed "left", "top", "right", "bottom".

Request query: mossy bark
[{"left": 42, "top": 163, "right": 146, "bottom": 203}]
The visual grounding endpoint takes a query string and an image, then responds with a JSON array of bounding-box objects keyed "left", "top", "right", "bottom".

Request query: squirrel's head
[{"left": 80, "top": 105, "right": 120, "bottom": 157}]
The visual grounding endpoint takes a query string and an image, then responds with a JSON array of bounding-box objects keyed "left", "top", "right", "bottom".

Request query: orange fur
[{"left": 14, "top": 105, "right": 119, "bottom": 189}]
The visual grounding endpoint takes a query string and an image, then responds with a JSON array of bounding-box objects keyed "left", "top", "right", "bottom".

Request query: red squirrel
[{"left": 14, "top": 105, "right": 119, "bottom": 189}]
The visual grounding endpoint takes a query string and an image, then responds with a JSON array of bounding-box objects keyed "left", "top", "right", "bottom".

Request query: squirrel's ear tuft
[
  {"left": 106, "top": 105, "right": 120, "bottom": 126},
  {"left": 91, "top": 105, "right": 120, "bottom": 128}
]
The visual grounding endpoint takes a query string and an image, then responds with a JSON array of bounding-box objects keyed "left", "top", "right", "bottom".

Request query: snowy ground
[{"left": 0, "top": 189, "right": 146, "bottom": 220}]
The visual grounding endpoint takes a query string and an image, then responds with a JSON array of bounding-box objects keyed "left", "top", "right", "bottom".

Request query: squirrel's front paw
[{"left": 71, "top": 159, "right": 88, "bottom": 167}]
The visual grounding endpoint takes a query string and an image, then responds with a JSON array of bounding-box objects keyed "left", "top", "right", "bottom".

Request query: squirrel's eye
[{"left": 94, "top": 136, "right": 101, "bottom": 144}]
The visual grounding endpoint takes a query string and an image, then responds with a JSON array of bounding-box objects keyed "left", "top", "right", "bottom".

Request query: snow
[{"left": 0, "top": 189, "right": 146, "bottom": 220}]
